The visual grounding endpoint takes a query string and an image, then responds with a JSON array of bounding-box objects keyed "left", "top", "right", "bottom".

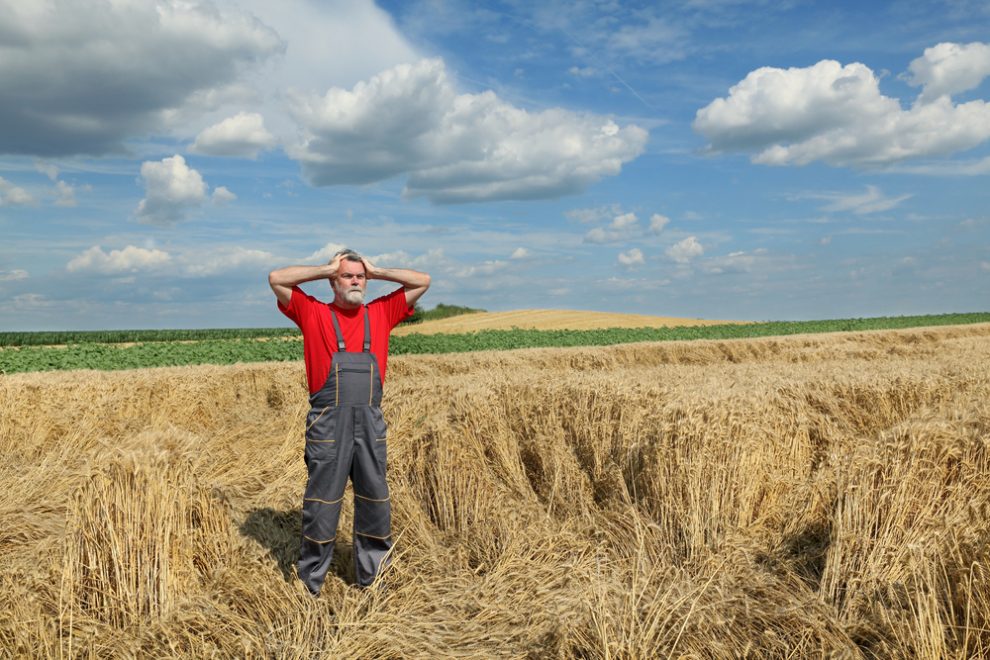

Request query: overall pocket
[{"left": 305, "top": 406, "right": 338, "bottom": 462}]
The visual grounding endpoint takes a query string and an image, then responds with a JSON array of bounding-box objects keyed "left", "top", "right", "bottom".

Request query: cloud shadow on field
[{"left": 239, "top": 507, "right": 356, "bottom": 586}]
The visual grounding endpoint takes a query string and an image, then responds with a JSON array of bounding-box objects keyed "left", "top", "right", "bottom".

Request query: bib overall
[{"left": 297, "top": 307, "right": 392, "bottom": 594}]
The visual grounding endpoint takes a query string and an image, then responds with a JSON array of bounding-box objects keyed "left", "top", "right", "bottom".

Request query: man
[{"left": 268, "top": 248, "right": 430, "bottom": 594}]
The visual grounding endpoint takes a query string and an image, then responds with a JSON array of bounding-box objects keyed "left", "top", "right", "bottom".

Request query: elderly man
[{"left": 268, "top": 248, "right": 430, "bottom": 594}]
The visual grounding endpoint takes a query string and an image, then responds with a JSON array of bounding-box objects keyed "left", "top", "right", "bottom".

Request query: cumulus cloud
[
  {"left": 585, "top": 212, "right": 641, "bottom": 244},
  {"left": 617, "top": 248, "right": 644, "bottom": 266},
  {"left": 455, "top": 260, "right": 509, "bottom": 278},
  {"left": 182, "top": 247, "right": 275, "bottom": 276},
  {"left": 0, "top": 0, "right": 283, "bottom": 156},
  {"left": 693, "top": 45, "right": 990, "bottom": 167},
  {"left": 0, "top": 269, "right": 29, "bottom": 282},
  {"left": 191, "top": 112, "right": 276, "bottom": 158},
  {"left": 510, "top": 247, "right": 531, "bottom": 259},
  {"left": 566, "top": 203, "right": 623, "bottom": 224},
  {"left": 136, "top": 155, "right": 208, "bottom": 225},
  {"left": 212, "top": 186, "right": 237, "bottom": 204},
  {"left": 54, "top": 180, "right": 82, "bottom": 207},
  {"left": 666, "top": 236, "right": 704, "bottom": 263},
  {"left": 907, "top": 42, "right": 990, "bottom": 103},
  {"left": 649, "top": 213, "right": 670, "bottom": 233},
  {"left": 65, "top": 243, "right": 279, "bottom": 277},
  {"left": 287, "top": 58, "right": 647, "bottom": 203},
  {"left": 305, "top": 242, "right": 349, "bottom": 262},
  {"left": 0, "top": 176, "right": 35, "bottom": 205},
  {"left": 67, "top": 245, "right": 172, "bottom": 274},
  {"left": 35, "top": 161, "right": 59, "bottom": 181},
  {"left": 370, "top": 248, "right": 445, "bottom": 270}
]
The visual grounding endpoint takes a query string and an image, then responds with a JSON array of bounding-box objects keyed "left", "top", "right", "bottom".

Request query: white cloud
[
  {"left": 212, "top": 186, "right": 237, "bottom": 204},
  {"left": 907, "top": 42, "right": 990, "bottom": 104},
  {"left": 369, "top": 247, "right": 444, "bottom": 269},
  {"left": 455, "top": 260, "right": 508, "bottom": 278},
  {"left": 510, "top": 247, "right": 530, "bottom": 259},
  {"left": 191, "top": 112, "right": 276, "bottom": 158},
  {"left": 612, "top": 212, "right": 638, "bottom": 229},
  {"left": 584, "top": 211, "right": 642, "bottom": 244},
  {"left": 816, "top": 185, "right": 912, "bottom": 215},
  {"left": 0, "top": 177, "right": 35, "bottom": 205},
  {"left": 181, "top": 247, "right": 275, "bottom": 276},
  {"left": 569, "top": 66, "right": 598, "bottom": 78},
  {"left": 566, "top": 203, "right": 623, "bottom": 224},
  {"left": 894, "top": 155, "right": 990, "bottom": 176},
  {"left": 54, "top": 180, "right": 81, "bottom": 207},
  {"left": 34, "top": 161, "right": 59, "bottom": 181},
  {"left": 666, "top": 236, "right": 704, "bottom": 263},
  {"left": 67, "top": 245, "right": 172, "bottom": 274},
  {"left": 305, "top": 242, "right": 349, "bottom": 263},
  {"left": 617, "top": 248, "right": 644, "bottom": 266},
  {"left": 694, "top": 47, "right": 990, "bottom": 167},
  {"left": 649, "top": 213, "right": 670, "bottom": 233},
  {"left": 136, "top": 155, "right": 208, "bottom": 225},
  {"left": 0, "top": 269, "right": 29, "bottom": 282},
  {"left": 287, "top": 58, "right": 647, "bottom": 203},
  {"left": 0, "top": 0, "right": 283, "bottom": 156}
]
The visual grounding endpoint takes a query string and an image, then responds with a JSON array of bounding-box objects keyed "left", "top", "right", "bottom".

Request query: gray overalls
[{"left": 297, "top": 306, "right": 392, "bottom": 594}]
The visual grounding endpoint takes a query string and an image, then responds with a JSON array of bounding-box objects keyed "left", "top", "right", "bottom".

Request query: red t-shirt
[{"left": 278, "top": 285, "right": 413, "bottom": 394}]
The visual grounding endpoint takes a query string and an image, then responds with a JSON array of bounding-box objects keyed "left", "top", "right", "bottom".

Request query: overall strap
[
  {"left": 328, "top": 306, "right": 371, "bottom": 353},
  {"left": 328, "top": 308, "right": 346, "bottom": 351},
  {"left": 362, "top": 306, "right": 371, "bottom": 353}
]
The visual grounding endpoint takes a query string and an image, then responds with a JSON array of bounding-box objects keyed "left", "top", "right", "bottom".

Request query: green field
[{"left": 1, "top": 312, "right": 988, "bottom": 374}]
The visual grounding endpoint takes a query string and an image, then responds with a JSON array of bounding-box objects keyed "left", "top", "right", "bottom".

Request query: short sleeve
[
  {"left": 278, "top": 286, "right": 317, "bottom": 327},
  {"left": 375, "top": 286, "right": 415, "bottom": 331}
]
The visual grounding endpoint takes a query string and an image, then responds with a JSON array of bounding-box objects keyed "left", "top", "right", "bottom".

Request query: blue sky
[{"left": 1, "top": 0, "right": 988, "bottom": 330}]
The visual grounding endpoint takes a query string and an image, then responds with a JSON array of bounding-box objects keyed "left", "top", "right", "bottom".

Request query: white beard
[
  {"left": 334, "top": 283, "right": 365, "bottom": 305},
  {"left": 343, "top": 289, "right": 365, "bottom": 304}
]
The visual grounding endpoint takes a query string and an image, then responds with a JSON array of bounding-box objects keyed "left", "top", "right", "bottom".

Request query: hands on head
[{"left": 360, "top": 256, "right": 377, "bottom": 280}]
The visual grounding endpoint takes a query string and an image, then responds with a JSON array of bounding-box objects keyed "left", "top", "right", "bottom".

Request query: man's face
[{"left": 333, "top": 259, "right": 367, "bottom": 305}]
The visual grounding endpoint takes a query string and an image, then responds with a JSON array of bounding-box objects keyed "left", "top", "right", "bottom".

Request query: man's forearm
[
  {"left": 268, "top": 264, "right": 334, "bottom": 287},
  {"left": 368, "top": 267, "right": 430, "bottom": 289}
]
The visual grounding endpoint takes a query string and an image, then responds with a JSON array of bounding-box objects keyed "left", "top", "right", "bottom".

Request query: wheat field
[
  {"left": 391, "top": 309, "right": 738, "bottom": 335},
  {"left": 1, "top": 323, "right": 989, "bottom": 658}
]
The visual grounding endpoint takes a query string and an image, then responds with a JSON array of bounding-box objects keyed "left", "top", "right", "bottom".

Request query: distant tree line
[{"left": 401, "top": 303, "right": 486, "bottom": 325}]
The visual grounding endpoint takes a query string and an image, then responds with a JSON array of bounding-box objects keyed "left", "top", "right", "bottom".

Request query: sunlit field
[{"left": 1, "top": 323, "right": 988, "bottom": 657}]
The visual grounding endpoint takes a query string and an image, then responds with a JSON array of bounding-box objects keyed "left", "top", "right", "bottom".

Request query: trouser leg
[
  {"left": 297, "top": 408, "right": 352, "bottom": 595},
  {"left": 352, "top": 407, "right": 392, "bottom": 587}
]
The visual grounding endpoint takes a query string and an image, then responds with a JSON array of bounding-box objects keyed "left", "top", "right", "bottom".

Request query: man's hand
[
  {"left": 327, "top": 253, "right": 344, "bottom": 283},
  {"left": 358, "top": 257, "right": 431, "bottom": 307},
  {"left": 269, "top": 260, "right": 337, "bottom": 307},
  {"left": 360, "top": 256, "right": 379, "bottom": 280}
]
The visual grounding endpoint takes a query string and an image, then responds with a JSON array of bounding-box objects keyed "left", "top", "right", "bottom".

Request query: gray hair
[{"left": 330, "top": 248, "right": 362, "bottom": 264}]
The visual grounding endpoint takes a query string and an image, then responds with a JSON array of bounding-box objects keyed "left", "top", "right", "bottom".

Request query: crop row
[
  {"left": 1, "top": 312, "right": 988, "bottom": 374},
  {"left": 0, "top": 327, "right": 301, "bottom": 347}
]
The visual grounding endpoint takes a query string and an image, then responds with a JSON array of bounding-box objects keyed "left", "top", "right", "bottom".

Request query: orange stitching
[
  {"left": 303, "top": 534, "right": 336, "bottom": 544},
  {"left": 354, "top": 531, "right": 391, "bottom": 540},
  {"left": 304, "top": 495, "right": 345, "bottom": 505},
  {"left": 354, "top": 492, "right": 390, "bottom": 503}
]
